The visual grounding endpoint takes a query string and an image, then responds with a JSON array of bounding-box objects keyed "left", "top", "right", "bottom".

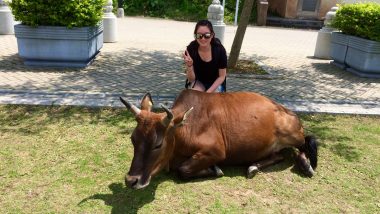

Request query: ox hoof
[
  {"left": 305, "top": 165, "right": 315, "bottom": 177},
  {"left": 247, "top": 165, "right": 259, "bottom": 179},
  {"left": 296, "top": 155, "right": 315, "bottom": 177},
  {"left": 213, "top": 165, "right": 224, "bottom": 177}
]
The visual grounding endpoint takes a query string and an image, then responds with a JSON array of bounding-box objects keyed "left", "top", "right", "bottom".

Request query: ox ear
[
  {"left": 161, "top": 104, "right": 173, "bottom": 127},
  {"left": 119, "top": 97, "right": 141, "bottom": 116},
  {"left": 173, "top": 107, "right": 193, "bottom": 128},
  {"left": 141, "top": 93, "right": 153, "bottom": 112}
]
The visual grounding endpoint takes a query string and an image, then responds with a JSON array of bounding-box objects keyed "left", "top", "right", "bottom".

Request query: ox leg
[
  {"left": 178, "top": 153, "right": 224, "bottom": 180},
  {"left": 247, "top": 153, "right": 284, "bottom": 178}
]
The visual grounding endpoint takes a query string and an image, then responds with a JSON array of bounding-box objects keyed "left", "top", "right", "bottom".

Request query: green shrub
[
  {"left": 122, "top": 0, "right": 257, "bottom": 24},
  {"left": 123, "top": 0, "right": 207, "bottom": 20},
  {"left": 332, "top": 2, "right": 380, "bottom": 42},
  {"left": 9, "top": 0, "right": 106, "bottom": 28}
]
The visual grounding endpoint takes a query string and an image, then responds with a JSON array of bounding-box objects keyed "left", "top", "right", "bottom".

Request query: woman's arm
[
  {"left": 206, "top": 68, "right": 226, "bottom": 93},
  {"left": 183, "top": 49, "right": 196, "bottom": 82},
  {"left": 186, "top": 65, "right": 196, "bottom": 82}
]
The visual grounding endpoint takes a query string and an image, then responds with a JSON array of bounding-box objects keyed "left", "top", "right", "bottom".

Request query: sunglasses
[{"left": 194, "top": 33, "right": 212, "bottom": 39}]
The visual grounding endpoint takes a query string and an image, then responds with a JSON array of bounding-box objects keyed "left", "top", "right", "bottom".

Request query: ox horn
[
  {"left": 161, "top": 104, "right": 173, "bottom": 126},
  {"left": 119, "top": 97, "right": 141, "bottom": 116}
]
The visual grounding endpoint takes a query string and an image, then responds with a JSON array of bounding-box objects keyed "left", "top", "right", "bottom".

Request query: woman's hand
[
  {"left": 183, "top": 50, "right": 193, "bottom": 67},
  {"left": 183, "top": 49, "right": 195, "bottom": 82}
]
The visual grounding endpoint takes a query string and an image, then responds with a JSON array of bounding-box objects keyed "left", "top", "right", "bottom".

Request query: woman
[{"left": 183, "top": 20, "right": 227, "bottom": 93}]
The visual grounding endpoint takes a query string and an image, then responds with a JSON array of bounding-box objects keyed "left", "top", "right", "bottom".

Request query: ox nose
[{"left": 125, "top": 174, "right": 140, "bottom": 189}]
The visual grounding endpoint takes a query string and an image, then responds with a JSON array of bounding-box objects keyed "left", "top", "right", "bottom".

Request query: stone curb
[{"left": 1, "top": 90, "right": 379, "bottom": 115}]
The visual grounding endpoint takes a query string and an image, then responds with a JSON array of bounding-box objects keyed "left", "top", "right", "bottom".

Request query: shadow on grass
[
  {"left": 0, "top": 105, "right": 135, "bottom": 135},
  {"left": 299, "top": 113, "right": 361, "bottom": 162},
  {"left": 79, "top": 147, "right": 307, "bottom": 213},
  {"left": 79, "top": 175, "right": 169, "bottom": 214},
  {"left": 260, "top": 148, "right": 313, "bottom": 178},
  {"left": 330, "top": 143, "right": 360, "bottom": 162},
  {"left": 178, "top": 148, "right": 306, "bottom": 185}
]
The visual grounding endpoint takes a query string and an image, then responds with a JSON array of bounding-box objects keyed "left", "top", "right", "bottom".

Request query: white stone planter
[
  {"left": 14, "top": 23, "right": 103, "bottom": 67},
  {"left": 345, "top": 35, "right": 380, "bottom": 78},
  {"left": 330, "top": 32, "right": 349, "bottom": 69}
]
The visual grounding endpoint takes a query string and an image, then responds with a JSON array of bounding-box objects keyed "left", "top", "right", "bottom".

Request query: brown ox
[{"left": 120, "top": 89, "right": 318, "bottom": 189}]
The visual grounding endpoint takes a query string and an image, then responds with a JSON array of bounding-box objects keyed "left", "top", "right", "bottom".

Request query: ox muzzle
[{"left": 125, "top": 174, "right": 151, "bottom": 190}]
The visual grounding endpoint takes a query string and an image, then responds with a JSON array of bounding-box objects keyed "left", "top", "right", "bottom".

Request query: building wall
[
  {"left": 285, "top": 0, "right": 298, "bottom": 19},
  {"left": 268, "top": 0, "right": 339, "bottom": 20},
  {"left": 267, "top": 0, "right": 288, "bottom": 17},
  {"left": 318, "top": 0, "right": 339, "bottom": 19}
]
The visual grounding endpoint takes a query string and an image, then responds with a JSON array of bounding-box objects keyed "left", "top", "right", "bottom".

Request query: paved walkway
[{"left": 1, "top": 17, "right": 380, "bottom": 114}]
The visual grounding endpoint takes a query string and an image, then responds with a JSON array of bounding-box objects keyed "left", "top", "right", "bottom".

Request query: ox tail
[{"left": 303, "top": 135, "right": 318, "bottom": 170}]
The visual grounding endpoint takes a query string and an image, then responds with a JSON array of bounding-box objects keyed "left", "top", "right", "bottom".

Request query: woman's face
[{"left": 195, "top": 26, "right": 213, "bottom": 48}]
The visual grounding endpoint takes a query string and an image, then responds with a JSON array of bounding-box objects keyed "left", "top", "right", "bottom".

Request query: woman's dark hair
[
  {"left": 193, "top": 19, "right": 221, "bottom": 46},
  {"left": 193, "top": 20, "right": 214, "bottom": 35}
]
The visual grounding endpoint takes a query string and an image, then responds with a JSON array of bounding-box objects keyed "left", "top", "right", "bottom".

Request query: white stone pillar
[
  {"left": 103, "top": 0, "right": 118, "bottom": 42},
  {"left": 117, "top": 8, "right": 124, "bottom": 18},
  {"left": 313, "top": 6, "right": 339, "bottom": 59},
  {"left": 0, "top": 0, "right": 15, "bottom": 34},
  {"left": 116, "top": 0, "right": 124, "bottom": 18},
  {"left": 207, "top": 0, "right": 226, "bottom": 45}
]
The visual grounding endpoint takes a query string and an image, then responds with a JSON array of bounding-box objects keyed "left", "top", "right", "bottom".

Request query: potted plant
[
  {"left": 9, "top": 0, "right": 105, "bottom": 67},
  {"left": 330, "top": 31, "right": 349, "bottom": 69},
  {"left": 331, "top": 2, "right": 380, "bottom": 78}
]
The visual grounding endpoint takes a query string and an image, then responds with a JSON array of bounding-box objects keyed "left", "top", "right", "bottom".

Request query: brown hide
[
  {"left": 123, "top": 89, "right": 307, "bottom": 189},
  {"left": 169, "top": 90, "right": 304, "bottom": 167}
]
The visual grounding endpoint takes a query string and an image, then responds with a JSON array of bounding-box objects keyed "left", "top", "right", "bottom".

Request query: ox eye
[{"left": 153, "top": 143, "right": 162, "bottom": 150}]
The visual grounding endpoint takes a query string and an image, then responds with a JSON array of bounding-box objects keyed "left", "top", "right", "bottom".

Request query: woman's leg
[
  {"left": 190, "top": 81, "right": 206, "bottom": 92},
  {"left": 215, "top": 85, "right": 224, "bottom": 93}
]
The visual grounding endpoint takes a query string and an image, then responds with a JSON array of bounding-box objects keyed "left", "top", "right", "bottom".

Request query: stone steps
[{"left": 266, "top": 16, "right": 323, "bottom": 29}]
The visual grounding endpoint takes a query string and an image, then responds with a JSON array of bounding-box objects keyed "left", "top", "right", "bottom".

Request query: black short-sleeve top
[{"left": 186, "top": 40, "right": 227, "bottom": 86}]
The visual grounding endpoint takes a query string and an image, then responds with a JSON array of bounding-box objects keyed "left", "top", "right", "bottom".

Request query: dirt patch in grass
[{"left": 228, "top": 60, "right": 268, "bottom": 75}]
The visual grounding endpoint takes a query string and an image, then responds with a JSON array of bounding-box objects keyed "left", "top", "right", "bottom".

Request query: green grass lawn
[{"left": 0, "top": 105, "right": 379, "bottom": 213}]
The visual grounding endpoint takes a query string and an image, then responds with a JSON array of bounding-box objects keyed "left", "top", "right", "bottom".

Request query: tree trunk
[{"left": 228, "top": 0, "right": 255, "bottom": 68}]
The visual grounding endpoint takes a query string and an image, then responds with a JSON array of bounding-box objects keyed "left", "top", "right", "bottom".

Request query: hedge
[
  {"left": 10, "top": 0, "right": 105, "bottom": 28},
  {"left": 332, "top": 3, "right": 380, "bottom": 42},
  {"left": 121, "top": 0, "right": 257, "bottom": 24}
]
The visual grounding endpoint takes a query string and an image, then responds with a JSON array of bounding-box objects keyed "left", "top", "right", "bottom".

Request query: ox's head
[{"left": 120, "top": 93, "right": 193, "bottom": 189}]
